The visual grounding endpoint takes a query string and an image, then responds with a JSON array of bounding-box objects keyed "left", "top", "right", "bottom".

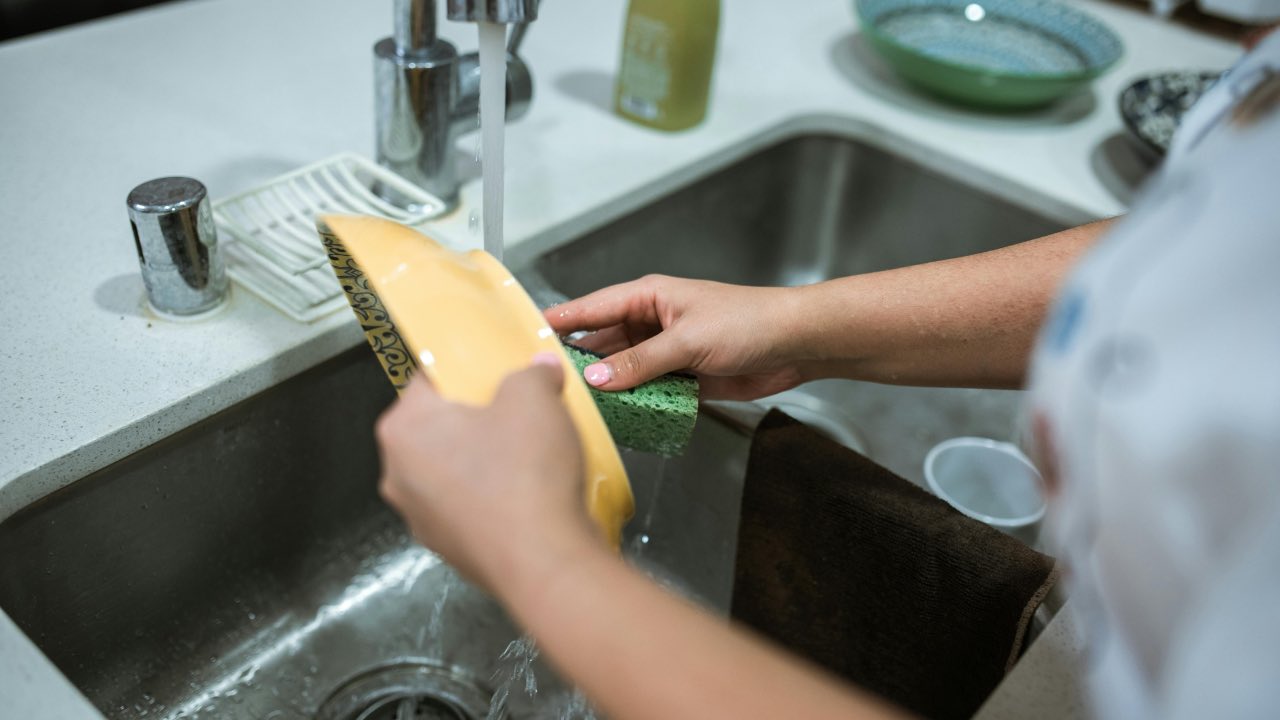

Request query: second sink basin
[
  {"left": 534, "top": 132, "right": 1062, "bottom": 290},
  {"left": 0, "top": 130, "right": 1066, "bottom": 720},
  {"left": 531, "top": 131, "right": 1063, "bottom": 485}
]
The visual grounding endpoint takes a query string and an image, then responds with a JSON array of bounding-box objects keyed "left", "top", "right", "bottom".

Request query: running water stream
[
  {"left": 478, "top": 21, "right": 507, "bottom": 262},
  {"left": 476, "top": 22, "right": 607, "bottom": 718},
  {"left": 479, "top": 22, "right": 542, "bottom": 719},
  {"left": 627, "top": 457, "right": 668, "bottom": 561}
]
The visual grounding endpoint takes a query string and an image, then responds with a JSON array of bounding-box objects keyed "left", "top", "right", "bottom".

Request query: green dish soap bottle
[{"left": 614, "top": 0, "right": 720, "bottom": 131}]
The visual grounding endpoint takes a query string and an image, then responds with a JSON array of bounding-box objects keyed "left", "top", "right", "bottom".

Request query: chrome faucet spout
[
  {"left": 374, "top": 0, "right": 539, "bottom": 213},
  {"left": 394, "top": 0, "right": 437, "bottom": 54},
  {"left": 445, "top": 0, "right": 538, "bottom": 24}
]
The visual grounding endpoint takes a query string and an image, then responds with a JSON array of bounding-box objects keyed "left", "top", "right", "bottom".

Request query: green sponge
[{"left": 563, "top": 343, "right": 699, "bottom": 458}]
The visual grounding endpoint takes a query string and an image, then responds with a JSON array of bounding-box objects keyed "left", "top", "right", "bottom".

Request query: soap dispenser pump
[{"left": 614, "top": 0, "right": 720, "bottom": 131}]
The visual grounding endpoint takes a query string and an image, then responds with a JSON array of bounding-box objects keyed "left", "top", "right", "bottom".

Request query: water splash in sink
[
  {"left": 424, "top": 568, "right": 458, "bottom": 650},
  {"left": 557, "top": 689, "right": 600, "bottom": 720},
  {"left": 485, "top": 635, "right": 539, "bottom": 720}
]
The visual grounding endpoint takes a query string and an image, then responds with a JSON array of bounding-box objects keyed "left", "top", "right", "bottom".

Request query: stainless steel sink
[
  {"left": 531, "top": 132, "right": 1062, "bottom": 485},
  {"left": 0, "top": 131, "right": 1063, "bottom": 720}
]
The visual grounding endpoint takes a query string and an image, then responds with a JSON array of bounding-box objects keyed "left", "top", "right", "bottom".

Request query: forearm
[
  {"left": 500, "top": 541, "right": 907, "bottom": 720},
  {"left": 789, "top": 219, "right": 1113, "bottom": 389}
]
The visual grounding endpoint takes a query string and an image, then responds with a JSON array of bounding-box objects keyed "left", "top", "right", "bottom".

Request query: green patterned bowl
[{"left": 856, "top": 0, "right": 1123, "bottom": 108}]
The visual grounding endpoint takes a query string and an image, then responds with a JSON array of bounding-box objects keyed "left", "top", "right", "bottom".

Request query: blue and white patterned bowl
[{"left": 857, "top": 0, "right": 1124, "bottom": 107}]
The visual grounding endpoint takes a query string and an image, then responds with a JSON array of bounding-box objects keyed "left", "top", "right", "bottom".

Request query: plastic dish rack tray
[{"left": 214, "top": 153, "right": 447, "bottom": 322}]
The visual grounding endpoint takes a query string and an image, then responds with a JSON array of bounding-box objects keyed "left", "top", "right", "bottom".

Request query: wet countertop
[{"left": 0, "top": 0, "right": 1236, "bottom": 716}]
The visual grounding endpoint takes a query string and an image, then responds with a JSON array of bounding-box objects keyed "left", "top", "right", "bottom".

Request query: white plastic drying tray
[{"left": 214, "top": 153, "right": 447, "bottom": 323}]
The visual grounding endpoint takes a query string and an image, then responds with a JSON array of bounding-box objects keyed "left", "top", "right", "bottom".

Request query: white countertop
[{"left": 0, "top": 0, "right": 1237, "bottom": 716}]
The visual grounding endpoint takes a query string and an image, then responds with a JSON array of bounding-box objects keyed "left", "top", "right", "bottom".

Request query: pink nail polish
[
  {"left": 584, "top": 362, "right": 611, "bottom": 387},
  {"left": 531, "top": 351, "right": 561, "bottom": 368}
]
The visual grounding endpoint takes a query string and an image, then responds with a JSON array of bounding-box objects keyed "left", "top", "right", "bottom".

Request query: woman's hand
[
  {"left": 545, "top": 275, "right": 810, "bottom": 401},
  {"left": 374, "top": 354, "right": 599, "bottom": 600}
]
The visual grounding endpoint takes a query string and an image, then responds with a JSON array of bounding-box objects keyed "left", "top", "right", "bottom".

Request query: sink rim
[{"left": 503, "top": 112, "right": 1096, "bottom": 272}]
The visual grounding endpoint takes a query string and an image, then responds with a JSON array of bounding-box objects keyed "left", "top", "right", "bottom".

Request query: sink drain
[
  {"left": 348, "top": 695, "right": 465, "bottom": 720},
  {"left": 315, "top": 662, "right": 491, "bottom": 720}
]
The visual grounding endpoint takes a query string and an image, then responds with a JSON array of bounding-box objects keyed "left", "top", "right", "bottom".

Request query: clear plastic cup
[{"left": 924, "top": 437, "right": 1046, "bottom": 544}]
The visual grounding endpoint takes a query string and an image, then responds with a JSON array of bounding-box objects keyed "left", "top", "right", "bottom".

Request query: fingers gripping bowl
[{"left": 318, "top": 215, "right": 634, "bottom": 549}]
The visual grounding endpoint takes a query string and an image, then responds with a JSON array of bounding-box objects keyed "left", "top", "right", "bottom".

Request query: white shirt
[{"left": 1028, "top": 32, "right": 1280, "bottom": 720}]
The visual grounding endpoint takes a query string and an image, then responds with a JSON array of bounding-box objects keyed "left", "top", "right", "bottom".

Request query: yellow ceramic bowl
[{"left": 319, "top": 215, "right": 634, "bottom": 549}]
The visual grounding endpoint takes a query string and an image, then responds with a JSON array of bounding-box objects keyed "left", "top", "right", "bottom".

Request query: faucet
[{"left": 374, "top": 0, "right": 538, "bottom": 213}]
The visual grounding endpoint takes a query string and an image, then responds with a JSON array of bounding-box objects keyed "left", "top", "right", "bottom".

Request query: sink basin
[
  {"left": 0, "top": 131, "right": 1064, "bottom": 719},
  {"left": 532, "top": 132, "right": 1063, "bottom": 485}
]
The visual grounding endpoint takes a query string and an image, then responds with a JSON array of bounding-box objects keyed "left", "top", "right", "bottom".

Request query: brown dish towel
[{"left": 731, "top": 411, "right": 1059, "bottom": 720}]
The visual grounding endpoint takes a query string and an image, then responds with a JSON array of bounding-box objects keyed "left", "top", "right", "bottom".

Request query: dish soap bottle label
[
  {"left": 618, "top": 16, "right": 672, "bottom": 121},
  {"left": 615, "top": 0, "right": 719, "bottom": 131}
]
